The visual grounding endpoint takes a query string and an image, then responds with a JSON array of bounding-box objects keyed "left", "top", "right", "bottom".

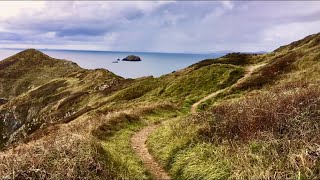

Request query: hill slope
[
  {"left": 0, "top": 33, "right": 319, "bottom": 179},
  {"left": 148, "top": 33, "right": 320, "bottom": 179},
  {"left": 0, "top": 49, "right": 126, "bottom": 148}
]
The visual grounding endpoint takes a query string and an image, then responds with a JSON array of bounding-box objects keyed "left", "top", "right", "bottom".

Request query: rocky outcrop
[{"left": 122, "top": 55, "right": 141, "bottom": 61}]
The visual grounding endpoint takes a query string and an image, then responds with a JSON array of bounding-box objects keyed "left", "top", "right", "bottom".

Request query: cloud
[
  {"left": 0, "top": 2, "right": 45, "bottom": 20},
  {"left": 0, "top": 1, "right": 319, "bottom": 52},
  {"left": 262, "top": 20, "right": 320, "bottom": 45},
  {"left": 220, "top": 1, "right": 234, "bottom": 10}
]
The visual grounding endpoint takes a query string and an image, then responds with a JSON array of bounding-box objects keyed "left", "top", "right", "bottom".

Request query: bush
[{"left": 198, "top": 83, "right": 320, "bottom": 142}]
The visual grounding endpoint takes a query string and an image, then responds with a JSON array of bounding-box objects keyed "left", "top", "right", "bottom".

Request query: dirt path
[
  {"left": 131, "top": 124, "right": 170, "bottom": 180},
  {"left": 130, "top": 63, "right": 265, "bottom": 179},
  {"left": 191, "top": 63, "right": 266, "bottom": 115}
]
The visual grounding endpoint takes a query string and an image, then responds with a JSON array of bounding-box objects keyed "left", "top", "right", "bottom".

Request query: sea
[{"left": 0, "top": 49, "right": 225, "bottom": 78}]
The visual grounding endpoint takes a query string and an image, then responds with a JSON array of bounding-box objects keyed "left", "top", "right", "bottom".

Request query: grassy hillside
[
  {"left": 0, "top": 49, "right": 126, "bottom": 148},
  {"left": 107, "top": 63, "right": 244, "bottom": 111},
  {"left": 0, "top": 47, "right": 244, "bottom": 179},
  {"left": 148, "top": 33, "right": 320, "bottom": 179},
  {"left": 0, "top": 33, "right": 319, "bottom": 179},
  {"left": 0, "top": 49, "right": 80, "bottom": 98}
]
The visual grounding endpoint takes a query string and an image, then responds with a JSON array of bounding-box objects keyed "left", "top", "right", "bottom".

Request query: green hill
[
  {"left": 0, "top": 49, "right": 125, "bottom": 148},
  {"left": 148, "top": 33, "right": 320, "bottom": 179}
]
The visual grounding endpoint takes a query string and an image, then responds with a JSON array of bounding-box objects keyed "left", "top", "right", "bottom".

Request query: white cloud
[
  {"left": 0, "top": 1, "right": 45, "bottom": 20},
  {"left": 263, "top": 20, "right": 320, "bottom": 46},
  {"left": 220, "top": 1, "right": 234, "bottom": 10},
  {"left": 0, "top": 1, "right": 319, "bottom": 53}
]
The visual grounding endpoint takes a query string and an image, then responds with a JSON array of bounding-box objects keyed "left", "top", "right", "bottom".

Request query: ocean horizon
[{"left": 0, "top": 48, "right": 224, "bottom": 78}]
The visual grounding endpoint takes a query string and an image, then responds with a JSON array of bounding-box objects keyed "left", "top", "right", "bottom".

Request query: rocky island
[{"left": 122, "top": 55, "right": 141, "bottom": 61}]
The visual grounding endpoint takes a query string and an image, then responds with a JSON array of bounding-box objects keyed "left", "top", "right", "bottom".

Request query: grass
[
  {"left": 0, "top": 54, "right": 124, "bottom": 147},
  {"left": 108, "top": 77, "right": 160, "bottom": 102},
  {"left": 147, "top": 33, "right": 320, "bottom": 179},
  {"left": 148, "top": 116, "right": 232, "bottom": 180},
  {"left": 160, "top": 64, "right": 244, "bottom": 103},
  {"left": 107, "top": 63, "right": 245, "bottom": 109},
  {"left": 0, "top": 127, "right": 112, "bottom": 179},
  {"left": 170, "top": 143, "right": 231, "bottom": 180},
  {"left": 147, "top": 114, "right": 203, "bottom": 171},
  {"left": 1, "top": 33, "right": 320, "bottom": 179},
  {"left": 98, "top": 107, "right": 179, "bottom": 180},
  {"left": 0, "top": 50, "right": 80, "bottom": 98},
  {"left": 101, "top": 121, "right": 151, "bottom": 180},
  {"left": 190, "top": 52, "right": 263, "bottom": 70},
  {"left": 0, "top": 103, "right": 176, "bottom": 179},
  {"left": 236, "top": 52, "right": 301, "bottom": 90},
  {"left": 148, "top": 80, "right": 320, "bottom": 179}
]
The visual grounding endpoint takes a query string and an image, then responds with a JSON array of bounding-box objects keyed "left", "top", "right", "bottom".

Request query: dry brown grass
[
  {"left": 198, "top": 81, "right": 320, "bottom": 142},
  {"left": 150, "top": 81, "right": 320, "bottom": 179},
  {"left": 236, "top": 52, "right": 301, "bottom": 90},
  {"left": 191, "top": 81, "right": 320, "bottom": 179},
  {"left": 0, "top": 102, "right": 175, "bottom": 179},
  {"left": 0, "top": 127, "right": 110, "bottom": 180}
]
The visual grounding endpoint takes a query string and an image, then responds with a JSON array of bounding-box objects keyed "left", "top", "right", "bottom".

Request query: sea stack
[{"left": 122, "top": 55, "right": 141, "bottom": 61}]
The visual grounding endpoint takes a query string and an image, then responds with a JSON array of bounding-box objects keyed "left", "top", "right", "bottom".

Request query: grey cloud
[{"left": 0, "top": 1, "right": 319, "bottom": 52}]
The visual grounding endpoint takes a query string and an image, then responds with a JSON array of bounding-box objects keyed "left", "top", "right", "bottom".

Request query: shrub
[{"left": 198, "top": 83, "right": 320, "bottom": 142}]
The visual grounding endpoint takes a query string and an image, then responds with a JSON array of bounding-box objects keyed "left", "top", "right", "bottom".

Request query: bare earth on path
[
  {"left": 131, "top": 124, "right": 171, "bottom": 180},
  {"left": 190, "top": 63, "right": 266, "bottom": 114}
]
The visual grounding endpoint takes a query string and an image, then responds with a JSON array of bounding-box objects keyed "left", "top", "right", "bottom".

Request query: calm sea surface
[{"left": 0, "top": 49, "right": 222, "bottom": 78}]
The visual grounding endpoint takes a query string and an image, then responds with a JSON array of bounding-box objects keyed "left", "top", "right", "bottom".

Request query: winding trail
[
  {"left": 131, "top": 124, "right": 170, "bottom": 180},
  {"left": 191, "top": 63, "right": 266, "bottom": 114},
  {"left": 130, "top": 63, "right": 266, "bottom": 179}
]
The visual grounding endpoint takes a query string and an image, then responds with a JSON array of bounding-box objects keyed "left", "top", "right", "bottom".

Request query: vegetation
[
  {"left": 0, "top": 103, "right": 175, "bottom": 179},
  {"left": 0, "top": 32, "right": 320, "bottom": 179},
  {"left": 148, "top": 33, "right": 320, "bottom": 179},
  {"left": 108, "top": 63, "right": 245, "bottom": 112}
]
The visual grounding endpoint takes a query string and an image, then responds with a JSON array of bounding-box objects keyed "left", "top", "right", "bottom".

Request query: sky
[{"left": 0, "top": 1, "right": 319, "bottom": 53}]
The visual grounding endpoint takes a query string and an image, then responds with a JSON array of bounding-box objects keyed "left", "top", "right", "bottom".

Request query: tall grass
[
  {"left": 199, "top": 83, "right": 320, "bottom": 141},
  {"left": 0, "top": 128, "right": 111, "bottom": 179},
  {"left": 148, "top": 81, "right": 320, "bottom": 179},
  {"left": 0, "top": 103, "right": 175, "bottom": 179}
]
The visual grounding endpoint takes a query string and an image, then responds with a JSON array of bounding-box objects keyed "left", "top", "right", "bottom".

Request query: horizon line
[{"left": 0, "top": 47, "right": 268, "bottom": 55}]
